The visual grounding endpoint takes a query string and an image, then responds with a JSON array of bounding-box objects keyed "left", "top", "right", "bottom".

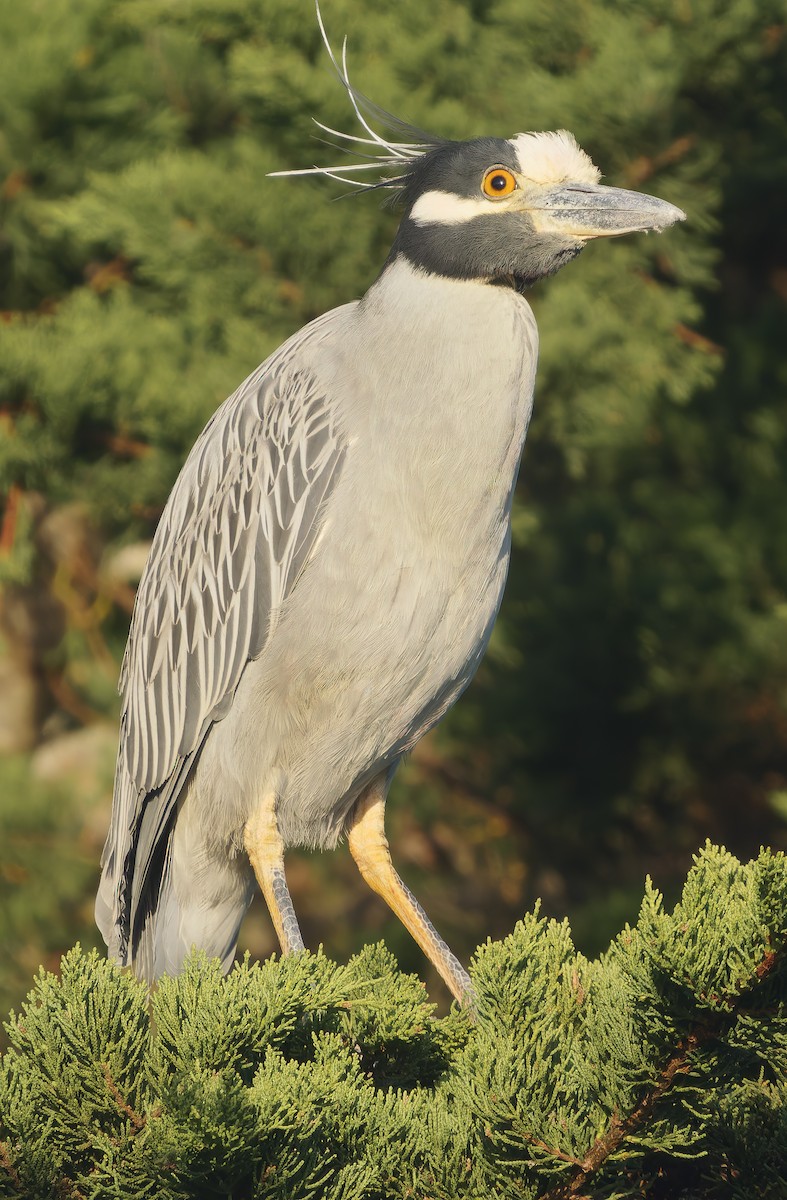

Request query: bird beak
[{"left": 528, "top": 182, "right": 686, "bottom": 239}]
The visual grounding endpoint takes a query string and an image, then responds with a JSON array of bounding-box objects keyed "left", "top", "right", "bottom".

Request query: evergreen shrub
[{"left": 1, "top": 844, "right": 785, "bottom": 1198}]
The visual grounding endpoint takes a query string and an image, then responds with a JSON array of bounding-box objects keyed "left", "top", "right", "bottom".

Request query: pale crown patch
[{"left": 511, "top": 131, "right": 601, "bottom": 186}]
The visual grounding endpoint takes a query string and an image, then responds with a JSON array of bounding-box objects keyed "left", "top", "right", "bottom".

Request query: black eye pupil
[{"left": 491, "top": 174, "right": 508, "bottom": 190}]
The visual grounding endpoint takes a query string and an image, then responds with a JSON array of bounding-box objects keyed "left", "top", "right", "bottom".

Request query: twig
[
  {"left": 0, "top": 1142, "right": 24, "bottom": 1193},
  {"left": 44, "top": 669, "right": 101, "bottom": 728},
  {"left": 624, "top": 136, "right": 695, "bottom": 187},
  {"left": 674, "top": 323, "right": 724, "bottom": 356},
  {"left": 541, "top": 944, "right": 783, "bottom": 1198},
  {"left": 101, "top": 1063, "right": 145, "bottom": 1131},
  {"left": 0, "top": 484, "right": 22, "bottom": 556},
  {"left": 520, "top": 1132, "right": 585, "bottom": 1169},
  {"left": 99, "top": 431, "right": 151, "bottom": 459}
]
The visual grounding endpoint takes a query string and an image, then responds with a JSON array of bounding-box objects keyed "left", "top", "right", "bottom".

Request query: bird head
[
  {"left": 271, "top": 6, "right": 686, "bottom": 291},
  {"left": 390, "top": 132, "right": 685, "bottom": 288}
]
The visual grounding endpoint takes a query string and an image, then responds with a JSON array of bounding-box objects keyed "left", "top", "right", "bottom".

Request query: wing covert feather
[{"left": 119, "top": 356, "right": 346, "bottom": 798}]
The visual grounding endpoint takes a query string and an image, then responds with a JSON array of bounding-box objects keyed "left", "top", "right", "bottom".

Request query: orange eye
[{"left": 482, "top": 166, "right": 517, "bottom": 198}]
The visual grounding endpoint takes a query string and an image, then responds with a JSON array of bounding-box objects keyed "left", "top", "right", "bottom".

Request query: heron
[{"left": 96, "top": 9, "right": 685, "bottom": 1004}]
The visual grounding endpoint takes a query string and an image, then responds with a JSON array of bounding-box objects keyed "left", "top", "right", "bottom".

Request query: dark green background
[{"left": 0, "top": 0, "right": 785, "bottom": 1016}]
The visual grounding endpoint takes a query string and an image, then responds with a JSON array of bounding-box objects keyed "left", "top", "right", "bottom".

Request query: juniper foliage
[{"left": 1, "top": 844, "right": 785, "bottom": 1199}]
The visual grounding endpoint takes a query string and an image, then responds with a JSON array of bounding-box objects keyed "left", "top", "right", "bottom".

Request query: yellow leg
[
  {"left": 244, "top": 794, "right": 304, "bottom": 955},
  {"left": 348, "top": 774, "right": 473, "bottom": 1005}
]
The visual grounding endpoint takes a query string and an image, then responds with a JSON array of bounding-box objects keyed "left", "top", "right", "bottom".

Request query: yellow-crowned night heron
[{"left": 96, "top": 10, "right": 685, "bottom": 1003}]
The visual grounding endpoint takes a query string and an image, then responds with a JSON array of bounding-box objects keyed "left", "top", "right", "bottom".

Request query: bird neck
[
  {"left": 361, "top": 253, "right": 535, "bottom": 339},
  {"left": 386, "top": 205, "right": 586, "bottom": 289}
]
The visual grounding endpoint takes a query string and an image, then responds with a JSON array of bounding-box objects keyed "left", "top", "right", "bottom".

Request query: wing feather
[
  {"left": 123, "top": 361, "right": 345, "bottom": 794},
  {"left": 101, "top": 319, "right": 349, "bottom": 961}
]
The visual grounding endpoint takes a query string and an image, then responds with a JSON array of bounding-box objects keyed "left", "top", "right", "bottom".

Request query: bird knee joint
[
  {"left": 350, "top": 839, "right": 393, "bottom": 889},
  {"left": 244, "top": 801, "right": 284, "bottom": 867}
]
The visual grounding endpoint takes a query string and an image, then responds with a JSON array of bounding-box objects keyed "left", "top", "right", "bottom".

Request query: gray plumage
[
  {"left": 97, "top": 268, "right": 536, "bottom": 977},
  {"left": 96, "top": 18, "right": 685, "bottom": 984}
]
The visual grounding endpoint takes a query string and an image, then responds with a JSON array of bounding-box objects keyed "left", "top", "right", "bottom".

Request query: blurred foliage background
[{"left": 0, "top": 0, "right": 785, "bottom": 1017}]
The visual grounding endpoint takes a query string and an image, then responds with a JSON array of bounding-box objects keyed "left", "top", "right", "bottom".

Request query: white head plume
[{"left": 268, "top": 2, "right": 441, "bottom": 191}]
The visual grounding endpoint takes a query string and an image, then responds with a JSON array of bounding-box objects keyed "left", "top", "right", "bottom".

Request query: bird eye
[{"left": 482, "top": 167, "right": 517, "bottom": 198}]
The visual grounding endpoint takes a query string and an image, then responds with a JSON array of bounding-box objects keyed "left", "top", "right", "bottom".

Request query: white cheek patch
[
  {"left": 511, "top": 130, "right": 601, "bottom": 186},
  {"left": 409, "top": 190, "right": 494, "bottom": 226}
]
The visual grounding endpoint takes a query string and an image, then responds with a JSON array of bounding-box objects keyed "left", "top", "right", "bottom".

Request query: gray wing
[{"left": 98, "top": 317, "right": 348, "bottom": 960}]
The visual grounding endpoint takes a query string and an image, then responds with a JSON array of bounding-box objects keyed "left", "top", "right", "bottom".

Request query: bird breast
[{"left": 333, "top": 258, "right": 539, "bottom": 596}]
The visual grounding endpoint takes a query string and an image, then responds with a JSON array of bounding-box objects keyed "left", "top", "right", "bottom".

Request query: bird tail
[
  {"left": 95, "top": 843, "right": 127, "bottom": 965},
  {"left": 96, "top": 778, "right": 254, "bottom": 984},
  {"left": 130, "top": 838, "right": 253, "bottom": 982}
]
